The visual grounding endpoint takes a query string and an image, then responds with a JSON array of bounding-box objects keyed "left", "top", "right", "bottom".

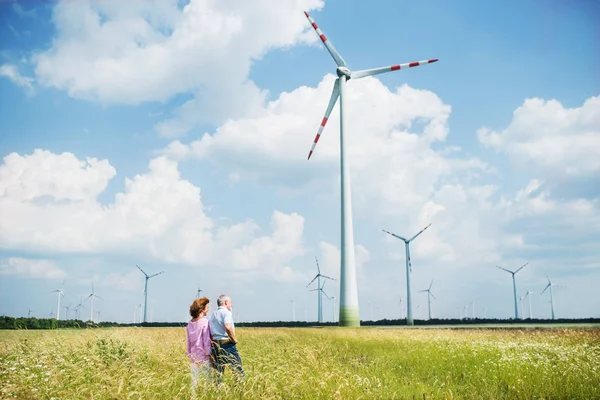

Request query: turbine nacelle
[{"left": 336, "top": 66, "right": 351, "bottom": 79}]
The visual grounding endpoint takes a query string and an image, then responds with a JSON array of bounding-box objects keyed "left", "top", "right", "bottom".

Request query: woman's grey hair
[{"left": 217, "top": 294, "right": 230, "bottom": 306}]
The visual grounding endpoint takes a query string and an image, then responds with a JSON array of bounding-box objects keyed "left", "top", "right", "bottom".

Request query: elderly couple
[{"left": 186, "top": 294, "right": 244, "bottom": 394}]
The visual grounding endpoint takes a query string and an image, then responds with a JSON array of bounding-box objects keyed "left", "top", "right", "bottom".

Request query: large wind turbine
[
  {"left": 541, "top": 274, "right": 561, "bottom": 320},
  {"left": 307, "top": 256, "right": 335, "bottom": 323},
  {"left": 137, "top": 265, "right": 164, "bottom": 323},
  {"left": 50, "top": 289, "right": 65, "bottom": 320},
  {"left": 496, "top": 263, "right": 528, "bottom": 319},
  {"left": 303, "top": 10, "right": 438, "bottom": 326},
  {"left": 382, "top": 223, "right": 432, "bottom": 325},
  {"left": 418, "top": 280, "right": 436, "bottom": 320}
]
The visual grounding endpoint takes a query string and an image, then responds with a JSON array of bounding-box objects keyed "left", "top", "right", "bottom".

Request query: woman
[{"left": 187, "top": 297, "right": 214, "bottom": 396}]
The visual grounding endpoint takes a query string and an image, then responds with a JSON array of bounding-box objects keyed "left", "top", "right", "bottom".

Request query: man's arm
[{"left": 225, "top": 323, "right": 237, "bottom": 344}]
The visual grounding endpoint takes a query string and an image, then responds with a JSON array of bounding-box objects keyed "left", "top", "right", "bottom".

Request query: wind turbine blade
[
  {"left": 322, "top": 290, "right": 332, "bottom": 300},
  {"left": 428, "top": 280, "right": 434, "bottom": 291},
  {"left": 149, "top": 271, "right": 164, "bottom": 278},
  {"left": 409, "top": 223, "right": 432, "bottom": 242},
  {"left": 382, "top": 229, "right": 407, "bottom": 242},
  {"left": 417, "top": 290, "right": 427, "bottom": 293},
  {"left": 352, "top": 59, "right": 438, "bottom": 79},
  {"left": 307, "top": 275, "right": 319, "bottom": 287},
  {"left": 137, "top": 265, "right": 148, "bottom": 277},
  {"left": 308, "top": 78, "right": 340, "bottom": 160},
  {"left": 496, "top": 265, "right": 514, "bottom": 274},
  {"left": 321, "top": 274, "right": 335, "bottom": 281},
  {"left": 315, "top": 256, "right": 321, "bottom": 274},
  {"left": 94, "top": 294, "right": 104, "bottom": 300},
  {"left": 304, "top": 11, "right": 346, "bottom": 67},
  {"left": 430, "top": 293, "right": 436, "bottom": 300},
  {"left": 515, "top": 262, "right": 529, "bottom": 274},
  {"left": 541, "top": 283, "right": 550, "bottom": 294}
]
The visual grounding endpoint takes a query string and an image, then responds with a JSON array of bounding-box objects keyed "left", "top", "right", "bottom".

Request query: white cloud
[
  {"left": 478, "top": 96, "right": 600, "bottom": 178},
  {"left": 0, "top": 257, "right": 66, "bottom": 280},
  {"left": 161, "top": 74, "right": 467, "bottom": 201},
  {"left": 95, "top": 268, "right": 143, "bottom": 292},
  {"left": 0, "top": 149, "right": 115, "bottom": 202},
  {"left": 33, "top": 0, "right": 325, "bottom": 134},
  {"left": 231, "top": 210, "right": 307, "bottom": 281},
  {"left": 160, "top": 76, "right": 600, "bottom": 284},
  {"left": 0, "top": 150, "right": 306, "bottom": 281},
  {"left": 0, "top": 64, "right": 34, "bottom": 94}
]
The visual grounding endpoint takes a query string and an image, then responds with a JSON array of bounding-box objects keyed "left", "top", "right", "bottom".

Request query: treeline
[{"left": 1, "top": 315, "right": 599, "bottom": 330}]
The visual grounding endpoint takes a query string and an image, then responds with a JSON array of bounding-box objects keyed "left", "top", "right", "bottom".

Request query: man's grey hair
[{"left": 217, "top": 294, "right": 230, "bottom": 306}]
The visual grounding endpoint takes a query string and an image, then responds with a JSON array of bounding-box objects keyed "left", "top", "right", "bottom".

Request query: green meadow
[{"left": 1, "top": 326, "right": 599, "bottom": 399}]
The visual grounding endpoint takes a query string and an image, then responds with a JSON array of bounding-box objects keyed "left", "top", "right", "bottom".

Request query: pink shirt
[{"left": 186, "top": 317, "right": 212, "bottom": 363}]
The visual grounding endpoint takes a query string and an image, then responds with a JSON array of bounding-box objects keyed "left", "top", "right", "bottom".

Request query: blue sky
[{"left": 0, "top": 0, "right": 598, "bottom": 323}]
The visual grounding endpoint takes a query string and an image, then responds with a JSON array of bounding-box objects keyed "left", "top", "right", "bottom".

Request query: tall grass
[{"left": 1, "top": 327, "right": 598, "bottom": 399}]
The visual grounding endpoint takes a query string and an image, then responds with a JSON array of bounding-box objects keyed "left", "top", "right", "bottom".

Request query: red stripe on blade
[
  {"left": 312, "top": 22, "right": 318, "bottom": 29},
  {"left": 391, "top": 65, "right": 400, "bottom": 71},
  {"left": 320, "top": 34, "right": 327, "bottom": 42},
  {"left": 308, "top": 151, "right": 313, "bottom": 160},
  {"left": 321, "top": 117, "right": 328, "bottom": 127},
  {"left": 313, "top": 134, "right": 321, "bottom": 143},
  {"left": 304, "top": 11, "right": 309, "bottom": 17},
  {"left": 429, "top": 59, "right": 439, "bottom": 63},
  {"left": 409, "top": 62, "right": 420, "bottom": 67}
]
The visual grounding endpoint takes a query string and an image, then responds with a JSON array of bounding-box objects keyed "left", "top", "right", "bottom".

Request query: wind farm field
[{"left": 1, "top": 327, "right": 599, "bottom": 399}]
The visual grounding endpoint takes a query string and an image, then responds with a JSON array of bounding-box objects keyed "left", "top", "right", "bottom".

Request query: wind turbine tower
[
  {"left": 382, "top": 223, "right": 432, "bottom": 325},
  {"left": 541, "top": 274, "right": 561, "bottom": 320},
  {"left": 137, "top": 265, "right": 164, "bottom": 323},
  {"left": 307, "top": 256, "right": 335, "bottom": 323},
  {"left": 496, "top": 262, "right": 528, "bottom": 319},
  {"left": 418, "top": 280, "right": 436, "bottom": 320},
  {"left": 303, "top": 10, "right": 438, "bottom": 326}
]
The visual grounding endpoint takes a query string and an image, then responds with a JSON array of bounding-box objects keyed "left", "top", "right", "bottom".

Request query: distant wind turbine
[
  {"left": 50, "top": 289, "right": 65, "bottom": 320},
  {"left": 541, "top": 274, "right": 562, "bottom": 320},
  {"left": 84, "top": 281, "right": 103, "bottom": 322},
  {"left": 382, "top": 223, "right": 432, "bottom": 325},
  {"left": 62, "top": 303, "right": 71, "bottom": 320},
  {"left": 418, "top": 280, "right": 436, "bottom": 320},
  {"left": 303, "top": 10, "right": 438, "bottom": 326},
  {"left": 196, "top": 285, "right": 203, "bottom": 299},
  {"left": 307, "top": 256, "right": 335, "bottom": 323},
  {"left": 519, "top": 295, "right": 525, "bottom": 320},
  {"left": 290, "top": 300, "right": 296, "bottom": 322},
  {"left": 496, "top": 262, "right": 528, "bottom": 319},
  {"left": 137, "top": 265, "right": 164, "bottom": 323},
  {"left": 523, "top": 290, "right": 535, "bottom": 319},
  {"left": 331, "top": 296, "right": 337, "bottom": 323},
  {"left": 28, "top": 309, "right": 35, "bottom": 318},
  {"left": 399, "top": 296, "right": 405, "bottom": 320}
]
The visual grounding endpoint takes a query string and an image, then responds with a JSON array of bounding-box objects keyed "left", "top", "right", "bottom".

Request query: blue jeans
[{"left": 211, "top": 342, "right": 245, "bottom": 380}]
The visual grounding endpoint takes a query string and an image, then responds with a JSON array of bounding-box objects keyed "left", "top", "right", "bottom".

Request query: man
[{"left": 209, "top": 294, "right": 245, "bottom": 380}]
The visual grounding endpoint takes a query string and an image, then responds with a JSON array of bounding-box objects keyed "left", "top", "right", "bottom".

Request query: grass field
[{"left": 1, "top": 326, "right": 599, "bottom": 399}]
